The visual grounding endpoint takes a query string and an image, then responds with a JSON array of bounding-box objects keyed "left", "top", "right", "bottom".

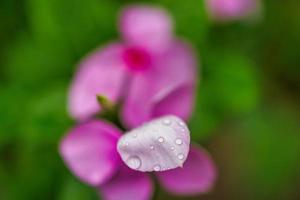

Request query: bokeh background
[{"left": 0, "top": 0, "right": 300, "bottom": 199}]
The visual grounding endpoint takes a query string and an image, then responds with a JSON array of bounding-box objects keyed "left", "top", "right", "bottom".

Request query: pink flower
[
  {"left": 205, "top": 0, "right": 260, "bottom": 22},
  {"left": 68, "top": 5, "right": 197, "bottom": 129},
  {"left": 61, "top": 5, "right": 217, "bottom": 200},
  {"left": 60, "top": 116, "right": 216, "bottom": 200}
]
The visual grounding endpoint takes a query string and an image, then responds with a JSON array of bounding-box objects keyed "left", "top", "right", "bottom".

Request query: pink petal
[
  {"left": 121, "top": 41, "right": 197, "bottom": 128},
  {"left": 206, "top": 0, "right": 258, "bottom": 21},
  {"left": 100, "top": 165, "right": 153, "bottom": 200},
  {"left": 117, "top": 115, "right": 190, "bottom": 172},
  {"left": 59, "top": 120, "right": 122, "bottom": 186},
  {"left": 156, "top": 145, "right": 217, "bottom": 195},
  {"left": 152, "top": 84, "right": 195, "bottom": 120},
  {"left": 119, "top": 5, "right": 173, "bottom": 54},
  {"left": 68, "top": 43, "right": 128, "bottom": 121}
]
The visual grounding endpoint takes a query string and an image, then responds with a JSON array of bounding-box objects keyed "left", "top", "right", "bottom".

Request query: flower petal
[
  {"left": 117, "top": 115, "right": 190, "bottom": 172},
  {"left": 119, "top": 5, "right": 173, "bottom": 53},
  {"left": 156, "top": 145, "right": 217, "bottom": 195},
  {"left": 68, "top": 43, "right": 128, "bottom": 121},
  {"left": 152, "top": 84, "right": 195, "bottom": 120},
  {"left": 60, "top": 120, "right": 122, "bottom": 186},
  {"left": 205, "top": 0, "right": 259, "bottom": 21},
  {"left": 100, "top": 165, "right": 153, "bottom": 200},
  {"left": 121, "top": 41, "right": 197, "bottom": 128}
]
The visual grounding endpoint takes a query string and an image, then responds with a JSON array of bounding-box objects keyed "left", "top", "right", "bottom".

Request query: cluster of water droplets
[
  {"left": 122, "top": 116, "right": 189, "bottom": 172},
  {"left": 150, "top": 118, "right": 187, "bottom": 171}
]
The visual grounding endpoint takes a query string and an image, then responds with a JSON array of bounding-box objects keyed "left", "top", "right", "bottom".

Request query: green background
[{"left": 0, "top": 0, "right": 300, "bottom": 199}]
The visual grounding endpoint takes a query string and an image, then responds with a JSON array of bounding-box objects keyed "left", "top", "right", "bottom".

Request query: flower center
[{"left": 122, "top": 46, "right": 151, "bottom": 71}]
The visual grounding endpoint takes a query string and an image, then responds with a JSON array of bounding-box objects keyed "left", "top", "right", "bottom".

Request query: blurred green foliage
[{"left": 0, "top": 0, "right": 299, "bottom": 199}]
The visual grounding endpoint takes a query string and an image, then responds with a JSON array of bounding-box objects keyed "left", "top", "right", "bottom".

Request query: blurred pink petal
[
  {"left": 121, "top": 41, "right": 197, "bottom": 128},
  {"left": 156, "top": 145, "right": 217, "bottom": 195},
  {"left": 68, "top": 43, "right": 128, "bottom": 121},
  {"left": 60, "top": 120, "right": 122, "bottom": 186},
  {"left": 117, "top": 115, "right": 190, "bottom": 172},
  {"left": 120, "top": 5, "right": 173, "bottom": 53},
  {"left": 206, "top": 0, "right": 259, "bottom": 21},
  {"left": 152, "top": 84, "right": 195, "bottom": 120},
  {"left": 100, "top": 165, "right": 153, "bottom": 200}
]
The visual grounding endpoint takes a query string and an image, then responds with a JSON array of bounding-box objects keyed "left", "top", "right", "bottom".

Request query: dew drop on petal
[
  {"left": 150, "top": 145, "right": 155, "bottom": 150},
  {"left": 178, "top": 121, "right": 185, "bottom": 127},
  {"left": 175, "top": 138, "right": 183, "bottom": 145},
  {"left": 158, "top": 137, "right": 164, "bottom": 143},
  {"left": 126, "top": 156, "right": 142, "bottom": 169},
  {"left": 162, "top": 119, "right": 171, "bottom": 126},
  {"left": 177, "top": 153, "right": 184, "bottom": 160},
  {"left": 171, "top": 146, "right": 175, "bottom": 151},
  {"left": 153, "top": 164, "right": 161, "bottom": 171}
]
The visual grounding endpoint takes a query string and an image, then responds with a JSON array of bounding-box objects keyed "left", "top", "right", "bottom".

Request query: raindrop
[
  {"left": 178, "top": 121, "right": 185, "bottom": 126},
  {"left": 177, "top": 153, "right": 184, "bottom": 160},
  {"left": 126, "top": 156, "right": 142, "bottom": 169},
  {"left": 132, "top": 133, "right": 137, "bottom": 138},
  {"left": 171, "top": 146, "right": 175, "bottom": 151},
  {"left": 158, "top": 137, "right": 164, "bottom": 143},
  {"left": 180, "top": 128, "right": 185, "bottom": 132},
  {"left": 150, "top": 145, "right": 155, "bottom": 150},
  {"left": 175, "top": 138, "right": 183, "bottom": 145},
  {"left": 162, "top": 119, "right": 172, "bottom": 126},
  {"left": 153, "top": 164, "right": 161, "bottom": 171}
]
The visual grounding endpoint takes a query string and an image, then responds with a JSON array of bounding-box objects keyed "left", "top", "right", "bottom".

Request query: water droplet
[
  {"left": 150, "top": 145, "right": 155, "bottom": 150},
  {"left": 171, "top": 146, "right": 175, "bottom": 151},
  {"left": 178, "top": 121, "right": 185, "bottom": 126},
  {"left": 126, "top": 142, "right": 129, "bottom": 146},
  {"left": 132, "top": 133, "right": 137, "bottom": 138},
  {"left": 181, "top": 128, "right": 185, "bottom": 132},
  {"left": 153, "top": 164, "right": 161, "bottom": 171},
  {"left": 175, "top": 138, "right": 183, "bottom": 145},
  {"left": 158, "top": 137, "right": 164, "bottom": 143},
  {"left": 126, "top": 156, "right": 141, "bottom": 169},
  {"left": 177, "top": 153, "right": 184, "bottom": 160},
  {"left": 162, "top": 119, "right": 171, "bottom": 126}
]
